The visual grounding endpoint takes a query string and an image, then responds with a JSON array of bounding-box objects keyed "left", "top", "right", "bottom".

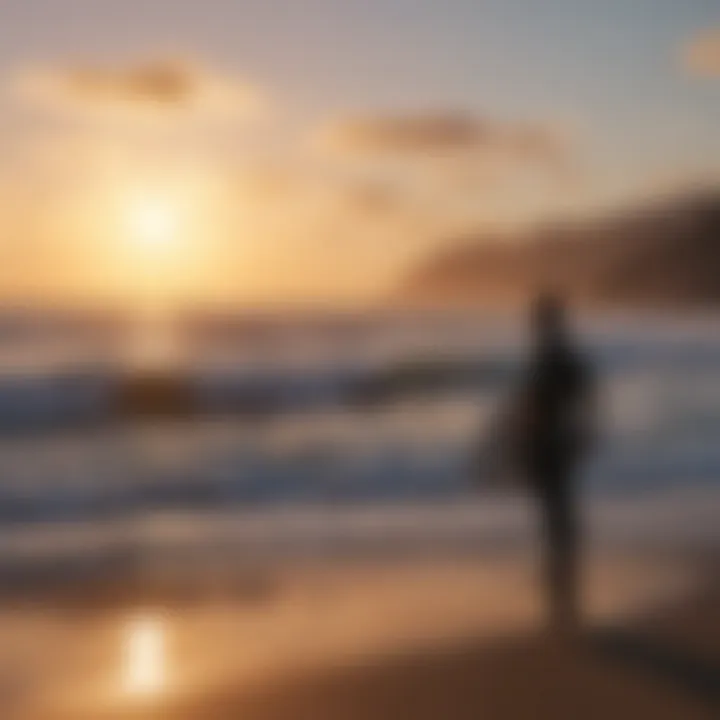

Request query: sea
[{"left": 0, "top": 307, "right": 717, "bottom": 587}]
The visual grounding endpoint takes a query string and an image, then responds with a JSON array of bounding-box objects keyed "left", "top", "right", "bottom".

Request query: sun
[
  {"left": 91, "top": 173, "right": 230, "bottom": 307},
  {"left": 116, "top": 189, "right": 196, "bottom": 308},
  {"left": 127, "top": 196, "right": 181, "bottom": 251}
]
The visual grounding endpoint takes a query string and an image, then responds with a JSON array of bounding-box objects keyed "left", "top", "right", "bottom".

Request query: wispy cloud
[
  {"left": 10, "top": 57, "right": 263, "bottom": 121},
  {"left": 312, "top": 111, "right": 575, "bottom": 231},
  {"left": 683, "top": 29, "right": 720, "bottom": 77},
  {"left": 316, "top": 112, "right": 563, "bottom": 164}
]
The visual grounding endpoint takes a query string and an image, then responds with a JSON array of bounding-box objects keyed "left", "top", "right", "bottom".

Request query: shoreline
[{"left": 3, "top": 550, "right": 712, "bottom": 718}]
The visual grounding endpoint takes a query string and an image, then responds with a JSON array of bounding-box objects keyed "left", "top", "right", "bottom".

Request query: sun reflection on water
[{"left": 123, "top": 614, "right": 166, "bottom": 697}]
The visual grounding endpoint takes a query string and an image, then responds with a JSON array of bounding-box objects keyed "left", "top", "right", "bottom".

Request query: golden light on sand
[{"left": 123, "top": 615, "right": 167, "bottom": 697}]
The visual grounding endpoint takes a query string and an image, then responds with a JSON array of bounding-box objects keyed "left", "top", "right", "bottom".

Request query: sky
[{"left": 0, "top": 0, "right": 717, "bottom": 307}]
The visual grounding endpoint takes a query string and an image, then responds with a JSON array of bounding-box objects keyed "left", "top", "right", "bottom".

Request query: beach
[
  {"left": 0, "top": 313, "right": 716, "bottom": 718},
  {"left": 1, "top": 548, "right": 713, "bottom": 719}
]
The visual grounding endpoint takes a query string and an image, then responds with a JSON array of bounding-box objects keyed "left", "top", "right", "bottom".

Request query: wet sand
[
  {"left": 216, "top": 577, "right": 719, "bottom": 720},
  {"left": 10, "top": 552, "right": 715, "bottom": 720},
  {"left": 112, "top": 576, "right": 720, "bottom": 720},
  {"left": 168, "top": 607, "right": 719, "bottom": 720}
]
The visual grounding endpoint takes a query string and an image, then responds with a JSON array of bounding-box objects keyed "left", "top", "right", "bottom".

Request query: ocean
[{"left": 0, "top": 308, "right": 717, "bottom": 579}]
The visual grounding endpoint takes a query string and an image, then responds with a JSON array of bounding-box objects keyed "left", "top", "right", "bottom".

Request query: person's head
[{"left": 530, "top": 292, "right": 568, "bottom": 348}]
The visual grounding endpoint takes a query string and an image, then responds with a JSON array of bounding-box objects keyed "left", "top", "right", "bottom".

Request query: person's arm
[{"left": 473, "top": 386, "right": 530, "bottom": 489}]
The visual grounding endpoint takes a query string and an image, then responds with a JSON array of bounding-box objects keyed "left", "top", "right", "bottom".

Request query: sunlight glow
[
  {"left": 62, "top": 171, "right": 236, "bottom": 307},
  {"left": 127, "top": 197, "right": 181, "bottom": 251},
  {"left": 123, "top": 615, "right": 167, "bottom": 697}
]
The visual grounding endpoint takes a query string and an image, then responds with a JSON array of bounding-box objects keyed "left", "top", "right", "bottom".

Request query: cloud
[
  {"left": 313, "top": 112, "right": 574, "bottom": 218},
  {"left": 317, "top": 112, "right": 563, "bottom": 163},
  {"left": 683, "top": 29, "right": 720, "bottom": 76},
  {"left": 11, "top": 57, "right": 263, "bottom": 120}
]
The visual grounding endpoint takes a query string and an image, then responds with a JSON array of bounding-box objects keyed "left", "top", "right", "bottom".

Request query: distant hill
[{"left": 403, "top": 191, "right": 720, "bottom": 307}]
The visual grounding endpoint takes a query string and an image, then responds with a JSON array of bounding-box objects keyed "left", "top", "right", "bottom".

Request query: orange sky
[
  {"left": 0, "top": 2, "right": 717, "bottom": 309},
  {"left": 0, "top": 58, "right": 593, "bottom": 309}
]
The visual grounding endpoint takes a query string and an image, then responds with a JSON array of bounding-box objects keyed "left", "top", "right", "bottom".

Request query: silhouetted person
[{"left": 513, "top": 294, "right": 595, "bottom": 634}]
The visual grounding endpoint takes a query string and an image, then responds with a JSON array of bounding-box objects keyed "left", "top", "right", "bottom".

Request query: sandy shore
[
  {"left": 175, "top": 586, "right": 719, "bottom": 720},
  {"left": 4, "top": 552, "right": 717, "bottom": 719}
]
